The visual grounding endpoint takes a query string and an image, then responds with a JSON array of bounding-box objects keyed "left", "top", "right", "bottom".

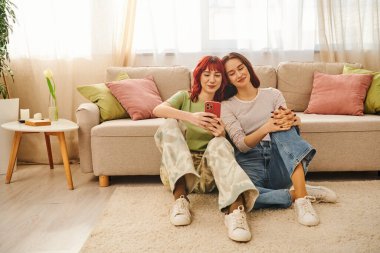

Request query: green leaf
[
  {"left": 0, "top": 83, "right": 9, "bottom": 99},
  {"left": 0, "top": 0, "right": 16, "bottom": 99},
  {"left": 46, "top": 77, "right": 56, "bottom": 100}
]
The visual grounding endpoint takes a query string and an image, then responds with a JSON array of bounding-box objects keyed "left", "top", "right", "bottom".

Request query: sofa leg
[{"left": 99, "top": 175, "right": 110, "bottom": 187}]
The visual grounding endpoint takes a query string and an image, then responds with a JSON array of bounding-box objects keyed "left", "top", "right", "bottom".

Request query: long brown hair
[
  {"left": 190, "top": 56, "right": 227, "bottom": 102},
  {"left": 222, "top": 52, "right": 260, "bottom": 100}
]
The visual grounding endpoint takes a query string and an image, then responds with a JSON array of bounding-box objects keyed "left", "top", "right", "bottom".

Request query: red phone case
[{"left": 205, "top": 101, "right": 221, "bottom": 118}]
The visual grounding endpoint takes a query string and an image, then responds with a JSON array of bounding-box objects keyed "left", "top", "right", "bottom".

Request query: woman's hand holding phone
[
  {"left": 206, "top": 118, "right": 225, "bottom": 137},
  {"left": 205, "top": 101, "right": 221, "bottom": 118},
  {"left": 203, "top": 101, "right": 225, "bottom": 136},
  {"left": 192, "top": 113, "right": 225, "bottom": 137},
  {"left": 190, "top": 112, "right": 218, "bottom": 129}
]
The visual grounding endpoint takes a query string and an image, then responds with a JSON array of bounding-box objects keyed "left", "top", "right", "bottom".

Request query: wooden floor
[
  {"left": 0, "top": 164, "right": 160, "bottom": 253},
  {"left": 0, "top": 164, "right": 378, "bottom": 253}
]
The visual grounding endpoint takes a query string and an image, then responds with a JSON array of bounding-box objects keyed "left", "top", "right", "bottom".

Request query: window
[
  {"left": 9, "top": 0, "right": 128, "bottom": 59},
  {"left": 133, "top": 0, "right": 202, "bottom": 53},
  {"left": 10, "top": 0, "right": 92, "bottom": 59},
  {"left": 133, "top": 0, "right": 317, "bottom": 54}
]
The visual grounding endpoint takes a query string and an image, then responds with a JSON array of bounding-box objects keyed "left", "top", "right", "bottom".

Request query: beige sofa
[{"left": 76, "top": 62, "right": 380, "bottom": 186}]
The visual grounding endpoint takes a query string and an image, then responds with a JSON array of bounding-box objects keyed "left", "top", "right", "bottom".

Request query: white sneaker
[
  {"left": 294, "top": 196, "right": 320, "bottom": 226},
  {"left": 224, "top": 205, "right": 251, "bottom": 242},
  {"left": 170, "top": 195, "right": 191, "bottom": 226},
  {"left": 306, "top": 184, "right": 338, "bottom": 203}
]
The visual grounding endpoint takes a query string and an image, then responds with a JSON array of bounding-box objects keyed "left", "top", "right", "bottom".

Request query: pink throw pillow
[
  {"left": 304, "top": 72, "right": 373, "bottom": 116},
  {"left": 106, "top": 76, "right": 163, "bottom": 120}
]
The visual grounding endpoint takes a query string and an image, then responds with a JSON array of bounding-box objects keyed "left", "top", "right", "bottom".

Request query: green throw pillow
[
  {"left": 116, "top": 72, "right": 131, "bottom": 81},
  {"left": 343, "top": 65, "right": 380, "bottom": 114},
  {"left": 77, "top": 83, "right": 129, "bottom": 122},
  {"left": 77, "top": 73, "right": 131, "bottom": 122}
]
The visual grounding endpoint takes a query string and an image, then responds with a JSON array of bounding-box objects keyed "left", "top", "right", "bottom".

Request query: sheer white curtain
[
  {"left": 133, "top": 0, "right": 316, "bottom": 68},
  {"left": 317, "top": 0, "right": 380, "bottom": 71},
  {"left": 8, "top": 0, "right": 135, "bottom": 163}
]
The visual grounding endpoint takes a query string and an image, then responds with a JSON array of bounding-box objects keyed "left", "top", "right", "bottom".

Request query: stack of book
[{"left": 25, "top": 119, "right": 51, "bottom": 126}]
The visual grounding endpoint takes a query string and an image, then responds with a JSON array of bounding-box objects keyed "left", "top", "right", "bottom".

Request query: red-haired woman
[{"left": 153, "top": 56, "right": 258, "bottom": 242}]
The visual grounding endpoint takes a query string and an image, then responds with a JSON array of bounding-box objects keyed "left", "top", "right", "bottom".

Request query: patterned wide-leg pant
[{"left": 154, "top": 119, "right": 259, "bottom": 211}]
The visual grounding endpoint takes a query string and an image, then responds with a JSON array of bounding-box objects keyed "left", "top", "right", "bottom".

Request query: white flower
[
  {"left": 43, "top": 69, "right": 54, "bottom": 79},
  {"left": 44, "top": 68, "right": 56, "bottom": 100}
]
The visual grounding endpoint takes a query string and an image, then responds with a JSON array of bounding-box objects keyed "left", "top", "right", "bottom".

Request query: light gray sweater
[{"left": 221, "top": 87, "right": 286, "bottom": 152}]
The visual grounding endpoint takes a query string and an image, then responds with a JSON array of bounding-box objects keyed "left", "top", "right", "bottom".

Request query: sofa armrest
[{"left": 76, "top": 103, "right": 100, "bottom": 173}]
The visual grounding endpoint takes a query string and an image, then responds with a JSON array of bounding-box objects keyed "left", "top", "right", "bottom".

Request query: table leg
[
  {"left": 5, "top": 131, "right": 23, "bottom": 184},
  {"left": 57, "top": 132, "right": 74, "bottom": 190},
  {"left": 44, "top": 133, "right": 54, "bottom": 169}
]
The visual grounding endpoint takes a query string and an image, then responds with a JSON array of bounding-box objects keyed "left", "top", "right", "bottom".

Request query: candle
[{"left": 20, "top": 109, "right": 30, "bottom": 120}]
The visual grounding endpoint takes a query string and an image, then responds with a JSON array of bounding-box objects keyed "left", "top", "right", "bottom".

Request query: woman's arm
[
  {"left": 244, "top": 107, "right": 302, "bottom": 148},
  {"left": 153, "top": 102, "right": 192, "bottom": 121},
  {"left": 222, "top": 103, "right": 252, "bottom": 152},
  {"left": 222, "top": 101, "right": 293, "bottom": 152},
  {"left": 206, "top": 118, "right": 226, "bottom": 137},
  {"left": 153, "top": 102, "right": 218, "bottom": 129},
  {"left": 243, "top": 117, "right": 290, "bottom": 148}
]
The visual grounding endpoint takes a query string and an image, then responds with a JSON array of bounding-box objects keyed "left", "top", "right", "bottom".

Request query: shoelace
[
  {"left": 232, "top": 213, "right": 247, "bottom": 229},
  {"left": 299, "top": 197, "right": 316, "bottom": 216},
  {"left": 308, "top": 186, "right": 326, "bottom": 199},
  {"left": 231, "top": 206, "right": 248, "bottom": 230},
  {"left": 305, "top": 195, "right": 316, "bottom": 203},
  {"left": 173, "top": 196, "right": 189, "bottom": 216}
]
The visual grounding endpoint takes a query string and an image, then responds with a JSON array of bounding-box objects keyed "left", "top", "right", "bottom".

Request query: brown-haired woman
[{"left": 221, "top": 52, "right": 337, "bottom": 227}]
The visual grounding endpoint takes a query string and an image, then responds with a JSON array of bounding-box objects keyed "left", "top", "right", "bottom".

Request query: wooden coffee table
[{"left": 1, "top": 119, "right": 79, "bottom": 190}]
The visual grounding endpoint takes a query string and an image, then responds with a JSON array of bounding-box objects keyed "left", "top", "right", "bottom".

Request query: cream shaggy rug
[{"left": 81, "top": 180, "right": 380, "bottom": 253}]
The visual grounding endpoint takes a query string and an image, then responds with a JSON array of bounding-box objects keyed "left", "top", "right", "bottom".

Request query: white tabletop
[{"left": 1, "top": 119, "right": 79, "bottom": 133}]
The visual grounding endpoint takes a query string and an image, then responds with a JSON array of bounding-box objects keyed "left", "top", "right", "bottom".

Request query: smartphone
[{"left": 205, "top": 101, "right": 221, "bottom": 118}]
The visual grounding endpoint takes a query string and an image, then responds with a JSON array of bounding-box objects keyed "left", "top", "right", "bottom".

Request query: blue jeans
[{"left": 235, "top": 127, "right": 316, "bottom": 209}]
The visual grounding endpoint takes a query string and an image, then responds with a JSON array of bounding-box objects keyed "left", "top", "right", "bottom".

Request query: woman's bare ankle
[
  {"left": 289, "top": 189, "right": 296, "bottom": 202},
  {"left": 293, "top": 189, "right": 307, "bottom": 199},
  {"left": 173, "top": 177, "right": 187, "bottom": 200},
  {"left": 228, "top": 195, "right": 244, "bottom": 213},
  {"left": 173, "top": 190, "right": 187, "bottom": 200}
]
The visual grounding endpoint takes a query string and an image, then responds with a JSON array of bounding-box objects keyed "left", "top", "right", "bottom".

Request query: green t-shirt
[{"left": 167, "top": 90, "right": 213, "bottom": 151}]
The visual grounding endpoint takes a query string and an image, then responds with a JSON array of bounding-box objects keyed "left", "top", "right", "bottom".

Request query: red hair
[{"left": 190, "top": 56, "right": 227, "bottom": 102}]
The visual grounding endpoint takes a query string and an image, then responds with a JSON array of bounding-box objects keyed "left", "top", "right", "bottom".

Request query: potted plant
[
  {"left": 0, "top": 0, "right": 17, "bottom": 174},
  {"left": 0, "top": 0, "right": 16, "bottom": 99}
]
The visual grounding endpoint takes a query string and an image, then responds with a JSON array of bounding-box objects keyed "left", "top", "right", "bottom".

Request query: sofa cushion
[
  {"left": 277, "top": 62, "right": 362, "bottom": 111},
  {"left": 253, "top": 65, "right": 277, "bottom": 88},
  {"left": 91, "top": 118, "right": 166, "bottom": 137},
  {"left": 343, "top": 65, "right": 380, "bottom": 114},
  {"left": 91, "top": 136, "right": 162, "bottom": 176},
  {"left": 77, "top": 83, "right": 128, "bottom": 122},
  {"left": 304, "top": 72, "right": 373, "bottom": 116},
  {"left": 106, "top": 66, "right": 191, "bottom": 101},
  {"left": 106, "top": 76, "right": 163, "bottom": 120},
  {"left": 298, "top": 113, "right": 380, "bottom": 133}
]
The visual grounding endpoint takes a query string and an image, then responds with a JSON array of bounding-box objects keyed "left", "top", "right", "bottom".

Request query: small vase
[{"left": 48, "top": 95, "right": 58, "bottom": 121}]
